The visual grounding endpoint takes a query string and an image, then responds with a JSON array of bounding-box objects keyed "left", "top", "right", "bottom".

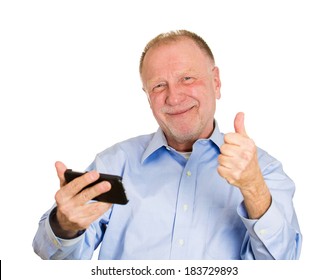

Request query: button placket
[{"left": 169, "top": 160, "right": 196, "bottom": 258}]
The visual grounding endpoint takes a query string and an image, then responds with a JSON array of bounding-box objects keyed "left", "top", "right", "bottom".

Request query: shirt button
[
  {"left": 178, "top": 239, "right": 185, "bottom": 246},
  {"left": 186, "top": 170, "right": 192, "bottom": 176},
  {"left": 52, "top": 238, "right": 60, "bottom": 248},
  {"left": 183, "top": 204, "right": 188, "bottom": 211},
  {"left": 259, "top": 229, "right": 267, "bottom": 236}
]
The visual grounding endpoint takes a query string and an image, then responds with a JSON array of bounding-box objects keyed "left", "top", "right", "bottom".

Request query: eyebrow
[{"left": 148, "top": 68, "right": 198, "bottom": 83}]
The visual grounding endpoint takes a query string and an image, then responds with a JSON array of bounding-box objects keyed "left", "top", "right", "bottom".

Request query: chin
[{"left": 168, "top": 126, "right": 201, "bottom": 143}]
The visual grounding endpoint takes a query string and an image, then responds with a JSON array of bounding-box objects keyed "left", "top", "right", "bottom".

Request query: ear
[{"left": 212, "top": 66, "right": 221, "bottom": 99}]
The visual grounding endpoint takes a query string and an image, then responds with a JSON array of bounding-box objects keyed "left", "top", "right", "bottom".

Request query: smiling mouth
[{"left": 167, "top": 106, "right": 195, "bottom": 116}]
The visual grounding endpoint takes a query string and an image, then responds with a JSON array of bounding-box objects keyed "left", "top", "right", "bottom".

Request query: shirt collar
[
  {"left": 141, "top": 120, "right": 224, "bottom": 163},
  {"left": 141, "top": 127, "right": 168, "bottom": 163},
  {"left": 209, "top": 120, "right": 225, "bottom": 148}
]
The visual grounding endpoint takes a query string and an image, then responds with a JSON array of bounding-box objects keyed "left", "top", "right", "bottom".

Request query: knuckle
[
  {"left": 220, "top": 144, "right": 228, "bottom": 155},
  {"left": 54, "top": 189, "right": 64, "bottom": 204},
  {"left": 230, "top": 170, "right": 242, "bottom": 183},
  {"left": 223, "top": 133, "right": 232, "bottom": 143},
  {"left": 85, "top": 171, "right": 99, "bottom": 184},
  {"left": 71, "top": 171, "right": 98, "bottom": 193},
  {"left": 223, "top": 133, "right": 234, "bottom": 143},
  {"left": 236, "top": 160, "right": 246, "bottom": 170},
  {"left": 90, "top": 202, "right": 104, "bottom": 214},
  {"left": 80, "top": 189, "right": 92, "bottom": 202},
  {"left": 226, "top": 177, "right": 236, "bottom": 185},
  {"left": 241, "top": 150, "right": 252, "bottom": 161},
  {"left": 80, "top": 183, "right": 104, "bottom": 202}
]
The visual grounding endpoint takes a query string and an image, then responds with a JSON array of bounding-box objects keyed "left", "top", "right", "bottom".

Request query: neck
[
  {"left": 167, "top": 140, "right": 194, "bottom": 152},
  {"left": 165, "top": 121, "right": 215, "bottom": 152}
]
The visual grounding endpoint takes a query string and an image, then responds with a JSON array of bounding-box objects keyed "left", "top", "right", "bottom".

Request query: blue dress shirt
[{"left": 33, "top": 122, "right": 302, "bottom": 259}]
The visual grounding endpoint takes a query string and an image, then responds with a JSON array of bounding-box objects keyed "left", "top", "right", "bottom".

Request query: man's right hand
[{"left": 50, "top": 161, "right": 112, "bottom": 239}]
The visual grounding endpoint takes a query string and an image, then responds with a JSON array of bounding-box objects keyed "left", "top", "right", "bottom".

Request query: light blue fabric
[{"left": 33, "top": 122, "right": 302, "bottom": 259}]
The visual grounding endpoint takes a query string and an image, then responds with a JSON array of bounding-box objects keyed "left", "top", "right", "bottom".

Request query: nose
[{"left": 166, "top": 84, "right": 186, "bottom": 106}]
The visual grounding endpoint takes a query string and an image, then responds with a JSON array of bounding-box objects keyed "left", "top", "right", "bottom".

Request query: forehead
[{"left": 141, "top": 38, "right": 212, "bottom": 79}]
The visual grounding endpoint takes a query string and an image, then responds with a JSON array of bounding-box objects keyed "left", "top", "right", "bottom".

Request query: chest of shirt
[{"left": 99, "top": 144, "right": 244, "bottom": 259}]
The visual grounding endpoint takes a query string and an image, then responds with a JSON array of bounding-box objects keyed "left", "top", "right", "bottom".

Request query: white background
[{"left": 1, "top": 0, "right": 327, "bottom": 278}]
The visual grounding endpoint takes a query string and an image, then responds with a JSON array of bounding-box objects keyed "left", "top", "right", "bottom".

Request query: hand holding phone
[{"left": 64, "top": 169, "right": 128, "bottom": 205}]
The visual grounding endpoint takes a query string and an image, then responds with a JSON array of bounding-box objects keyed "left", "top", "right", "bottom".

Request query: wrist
[
  {"left": 49, "top": 208, "right": 82, "bottom": 239},
  {"left": 241, "top": 180, "right": 272, "bottom": 219}
]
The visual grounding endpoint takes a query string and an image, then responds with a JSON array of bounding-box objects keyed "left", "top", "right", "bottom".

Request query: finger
[
  {"left": 220, "top": 143, "right": 240, "bottom": 157},
  {"left": 75, "top": 181, "right": 111, "bottom": 205},
  {"left": 234, "top": 112, "right": 248, "bottom": 137},
  {"left": 59, "top": 170, "right": 100, "bottom": 202},
  {"left": 55, "top": 161, "right": 68, "bottom": 188},
  {"left": 218, "top": 154, "right": 234, "bottom": 169},
  {"left": 224, "top": 132, "right": 247, "bottom": 146},
  {"left": 77, "top": 202, "right": 112, "bottom": 229},
  {"left": 217, "top": 165, "right": 231, "bottom": 181},
  {"left": 217, "top": 164, "right": 241, "bottom": 186},
  {"left": 82, "top": 202, "right": 112, "bottom": 220},
  {"left": 60, "top": 202, "right": 112, "bottom": 231}
]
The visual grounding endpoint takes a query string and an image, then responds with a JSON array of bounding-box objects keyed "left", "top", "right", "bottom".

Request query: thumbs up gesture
[
  {"left": 218, "top": 112, "right": 259, "bottom": 188},
  {"left": 218, "top": 112, "right": 271, "bottom": 218}
]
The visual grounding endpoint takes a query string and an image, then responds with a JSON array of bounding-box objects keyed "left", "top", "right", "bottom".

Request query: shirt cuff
[
  {"left": 46, "top": 207, "right": 85, "bottom": 248},
  {"left": 237, "top": 199, "right": 284, "bottom": 241}
]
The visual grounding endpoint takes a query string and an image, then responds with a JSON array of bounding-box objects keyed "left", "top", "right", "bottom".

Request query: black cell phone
[{"left": 64, "top": 169, "right": 128, "bottom": 205}]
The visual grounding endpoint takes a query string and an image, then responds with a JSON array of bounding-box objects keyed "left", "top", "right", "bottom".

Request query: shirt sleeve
[
  {"left": 32, "top": 205, "right": 110, "bottom": 260},
  {"left": 236, "top": 151, "right": 302, "bottom": 260},
  {"left": 32, "top": 206, "right": 86, "bottom": 259}
]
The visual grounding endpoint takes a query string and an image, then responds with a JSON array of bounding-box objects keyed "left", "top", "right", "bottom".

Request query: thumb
[
  {"left": 234, "top": 112, "right": 248, "bottom": 137},
  {"left": 55, "top": 161, "right": 67, "bottom": 187}
]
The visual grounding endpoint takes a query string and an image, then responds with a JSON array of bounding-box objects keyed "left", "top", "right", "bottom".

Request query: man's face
[{"left": 141, "top": 38, "right": 221, "bottom": 151}]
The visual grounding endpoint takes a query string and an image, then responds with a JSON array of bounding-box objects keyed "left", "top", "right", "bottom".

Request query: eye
[
  {"left": 152, "top": 82, "right": 167, "bottom": 93},
  {"left": 182, "top": 76, "right": 195, "bottom": 84}
]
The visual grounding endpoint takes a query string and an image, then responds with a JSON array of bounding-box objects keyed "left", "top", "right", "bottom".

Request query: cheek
[
  {"left": 191, "top": 87, "right": 217, "bottom": 115},
  {"left": 148, "top": 95, "right": 164, "bottom": 115},
  {"left": 188, "top": 78, "right": 212, "bottom": 95},
  {"left": 188, "top": 84, "right": 211, "bottom": 103}
]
